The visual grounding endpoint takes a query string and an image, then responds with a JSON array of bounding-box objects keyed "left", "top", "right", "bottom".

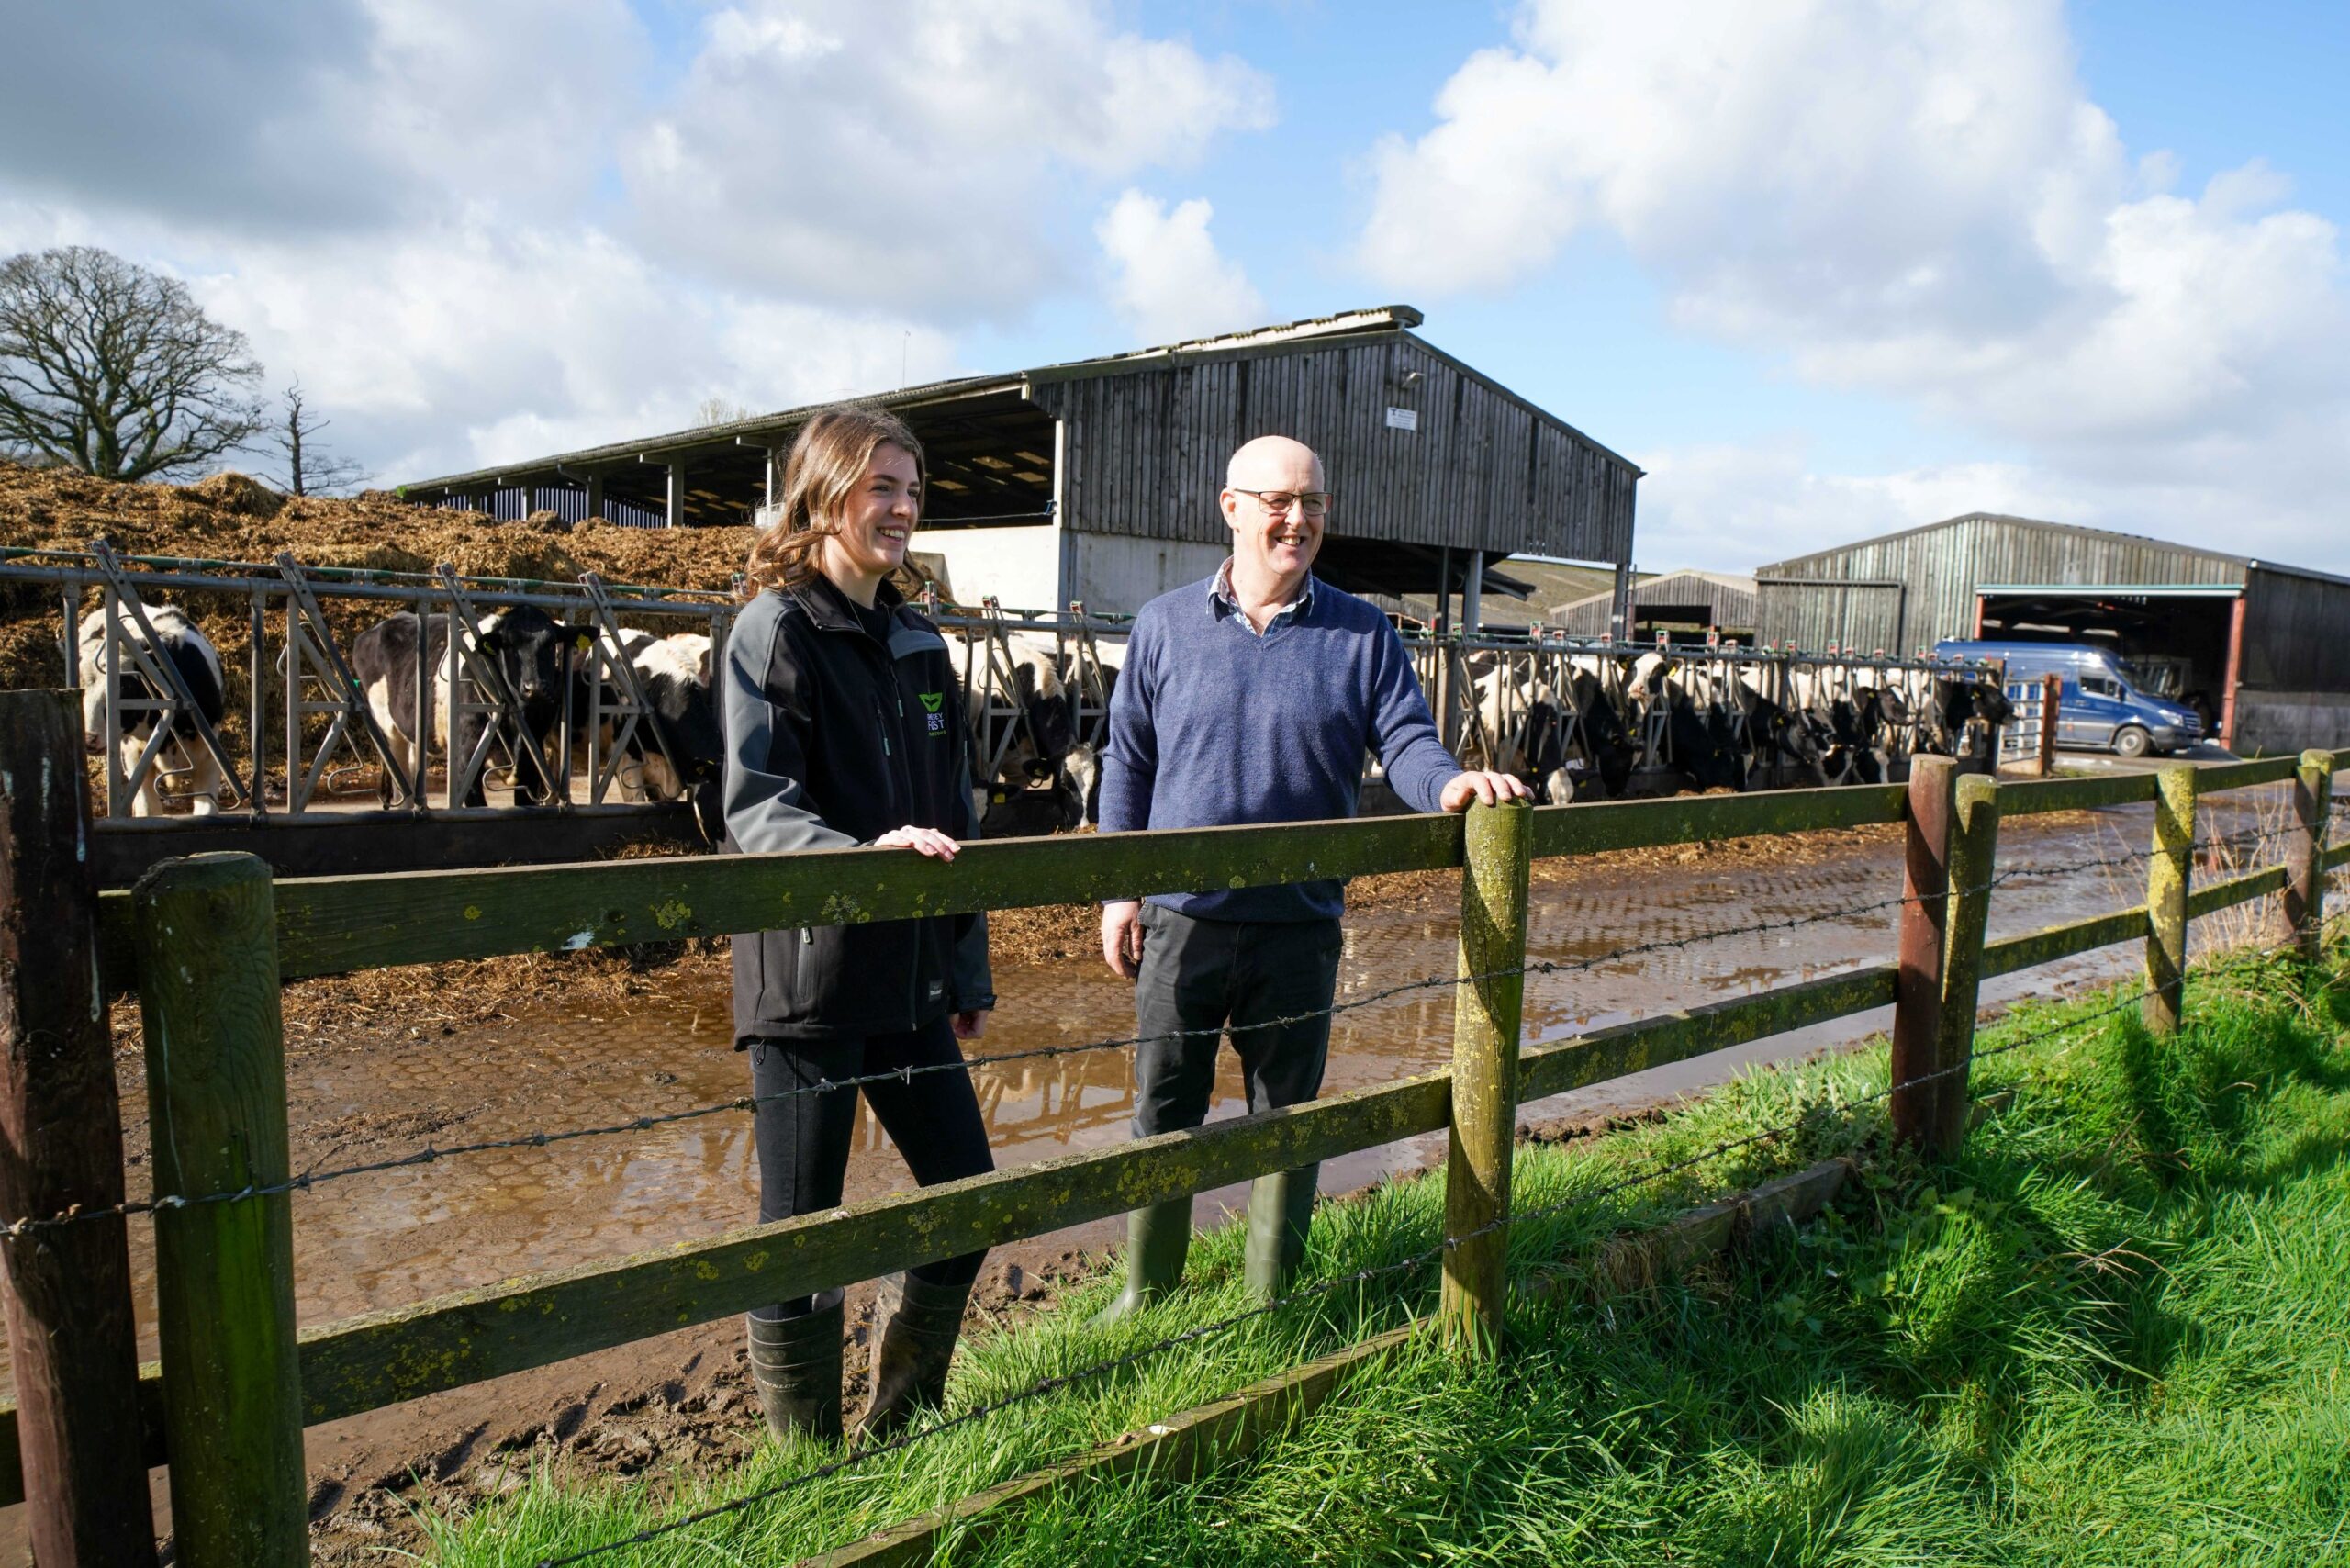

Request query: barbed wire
[
  {"left": 7, "top": 820, "right": 2335, "bottom": 1239},
  {"left": 527, "top": 967, "right": 2208, "bottom": 1567}
]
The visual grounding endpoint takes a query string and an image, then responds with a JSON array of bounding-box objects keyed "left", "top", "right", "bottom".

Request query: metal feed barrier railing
[
  {"left": 0, "top": 541, "right": 736, "bottom": 821},
  {"left": 0, "top": 684, "right": 2341, "bottom": 1565}
]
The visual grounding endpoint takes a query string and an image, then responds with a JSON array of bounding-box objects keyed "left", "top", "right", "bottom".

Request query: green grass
[{"left": 414, "top": 941, "right": 2350, "bottom": 1567}]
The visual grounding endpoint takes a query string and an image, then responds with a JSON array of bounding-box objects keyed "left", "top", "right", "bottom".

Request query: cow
[
  {"left": 1927, "top": 678, "right": 2015, "bottom": 760},
  {"left": 75, "top": 606, "right": 227, "bottom": 816},
  {"left": 585, "top": 630, "right": 723, "bottom": 803},
  {"left": 1561, "top": 661, "right": 1636, "bottom": 799},
  {"left": 351, "top": 605, "right": 570, "bottom": 808},
  {"left": 965, "top": 631, "right": 1077, "bottom": 792}
]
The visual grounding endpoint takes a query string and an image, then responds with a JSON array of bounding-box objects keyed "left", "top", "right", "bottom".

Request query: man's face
[{"left": 1221, "top": 441, "right": 1327, "bottom": 579}]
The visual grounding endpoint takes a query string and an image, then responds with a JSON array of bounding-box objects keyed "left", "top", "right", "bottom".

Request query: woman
[{"left": 722, "top": 405, "right": 994, "bottom": 1444}]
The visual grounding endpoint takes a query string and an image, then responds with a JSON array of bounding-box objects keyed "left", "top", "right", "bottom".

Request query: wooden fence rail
[{"left": 2, "top": 713, "right": 2343, "bottom": 1562}]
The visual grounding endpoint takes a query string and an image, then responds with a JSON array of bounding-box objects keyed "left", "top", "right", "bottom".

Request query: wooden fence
[{"left": 0, "top": 683, "right": 2343, "bottom": 1565}]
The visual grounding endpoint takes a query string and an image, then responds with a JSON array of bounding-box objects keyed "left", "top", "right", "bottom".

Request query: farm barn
[
  {"left": 1756, "top": 512, "right": 2350, "bottom": 756},
  {"left": 398, "top": 307, "right": 1642, "bottom": 631},
  {"left": 1550, "top": 568, "right": 1757, "bottom": 644}
]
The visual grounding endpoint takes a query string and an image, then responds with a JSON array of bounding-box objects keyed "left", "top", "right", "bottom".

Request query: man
[{"left": 1094, "top": 433, "right": 1528, "bottom": 1319}]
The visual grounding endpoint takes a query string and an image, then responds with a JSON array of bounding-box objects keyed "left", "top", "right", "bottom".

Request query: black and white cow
[
  {"left": 75, "top": 605, "right": 227, "bottom": 816},
  {"left": 588, "top": 629, "right": 723, "bottom": 803},
  {"left": 350, "top": 606, "right": 570, "bottom": 807},
  {"left": 968, "top": 632, "right": 1077, "bottom": 790}
]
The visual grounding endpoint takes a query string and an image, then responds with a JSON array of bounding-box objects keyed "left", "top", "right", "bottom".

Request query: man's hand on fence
[
  {"left": 952, "top": 1009, "right": 990, "bottom": 1041},
  {"left": 1102, "top": 899, "right": 1144, "bottom": 980},
  {"left": 1439, "top": 770, "right": 1532, "bottom": 812}
]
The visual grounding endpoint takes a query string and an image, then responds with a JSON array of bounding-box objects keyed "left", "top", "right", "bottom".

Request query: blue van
[{"left": 1934, "top": 640, "right": 2204, "bottom": 758}]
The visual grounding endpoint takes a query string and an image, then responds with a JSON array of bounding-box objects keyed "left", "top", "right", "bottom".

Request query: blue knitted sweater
[{"left": 1098, "top": 572, "right": 1461, "bottom": 921}]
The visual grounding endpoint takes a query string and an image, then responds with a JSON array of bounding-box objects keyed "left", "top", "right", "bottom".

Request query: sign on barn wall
[{"left": 1384, "top": 406, "right": 1418, "bottom": 431}]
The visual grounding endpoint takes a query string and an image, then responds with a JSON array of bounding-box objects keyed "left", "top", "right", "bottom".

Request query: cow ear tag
[{"left": 576, "top": 633, "right": 593, "bottom": 653}]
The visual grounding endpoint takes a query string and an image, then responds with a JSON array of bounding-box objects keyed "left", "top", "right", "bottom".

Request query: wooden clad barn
[
  {"left": 399, "top": 307, "right": 1641, "bottom": 623},
  {"left": 1550, "top": 569, "right": 1757, "bottom": 642},
  {"left": 1757, "top": 512, "right": 2350, "bottom": 754}
]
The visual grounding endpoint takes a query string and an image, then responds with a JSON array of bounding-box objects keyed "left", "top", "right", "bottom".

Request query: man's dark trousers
[{"left": 1130, "top": 903, "right": 1343, "bottom": 1299}]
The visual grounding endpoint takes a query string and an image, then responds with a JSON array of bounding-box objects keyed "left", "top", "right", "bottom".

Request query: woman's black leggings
[{"left": 746, "top": 1014, "right": 994, "bottom": 1321}]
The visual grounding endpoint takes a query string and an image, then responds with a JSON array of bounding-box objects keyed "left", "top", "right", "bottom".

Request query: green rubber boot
[
  {"left": 1091, "top": 1197, "right": 1193, "bottom": 1326},
  {"left": 745, "top": 1292, "right": 844, "bottom": 1444},
  {"left": 858, "top": 1272, "right": 974, "bottom": 1444},
  {"left": 1243, "top": 1164, "right": 1319, "bottom": 1302}
]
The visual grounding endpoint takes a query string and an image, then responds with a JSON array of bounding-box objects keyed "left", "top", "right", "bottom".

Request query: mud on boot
[
  {"left": 746, "top": 1292, "right": 844, "bottom": 1443},
  {"left": 858, "top": 1272, "right": 974, "bottom": 1443}
]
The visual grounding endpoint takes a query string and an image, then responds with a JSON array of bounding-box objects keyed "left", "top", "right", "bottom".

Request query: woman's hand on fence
[
  {"left": 873, "top": 825, "right": 961, "bottom": 859},
  {"left": 1440, "top": 770, "right": 1533, "bottom": 812},
  {"left": 1102, "top": 899, "right": 1144, "bottom": 980},
  {"left": 952, "top": 1008, "right": 991, "bottom": 1041}
]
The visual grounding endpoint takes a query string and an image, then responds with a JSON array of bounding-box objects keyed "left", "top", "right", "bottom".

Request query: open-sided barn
[
  {"left": 399, "top": 307, "right": 1642, "bottom": 627},
  {"left": 1550, "top": 569, "right": 1756, "bottom": 642},
  {"left": 1756, "top": 512, "right": 2350, "bottom": 755}
]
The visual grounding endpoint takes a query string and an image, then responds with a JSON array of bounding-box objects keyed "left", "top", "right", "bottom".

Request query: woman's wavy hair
[{"left": 742, "top": 405, "right": 927, "bottom": 597}]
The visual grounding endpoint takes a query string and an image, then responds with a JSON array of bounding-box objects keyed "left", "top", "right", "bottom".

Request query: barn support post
[
  {"left": 1931, "top": 773, "right": 2002, "bottom": 1153},
  {"left": 1434, "top": 547, "right": 1458, "bottom": 751},
  {"left": 1610, "top": 558, "right": 1632, "bottom": 642},
  {"left": 666, "top": 462, "right": 688, "bottom": 529},
  {"left": 1889, "top": 756, "right": 1957, "bottom": 1152},
  {"left": 2219, "top": 595, "right": 2245, "bottom": 751},
  {"left": 585, "top": 471, "right": 606, "bottom": 524},
  {"left": 2286, "top": 749, "right": 2333, "bottom": 964},
  {"left": 134, "top": 853, "right": 307, "bottom": 1568},
  {"left": 1441, "top": 801, "right": 1532, "bottom": 1357},
  {"left": 0, "top": 691, "right": 161, "bottom": 1568},
  {"left": 2143, "top": 763, "right": 2198, "bottom": 1036}
]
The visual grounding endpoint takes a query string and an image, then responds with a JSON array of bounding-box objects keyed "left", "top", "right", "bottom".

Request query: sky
[{"left": 1, "top": 0, "right": 2343, "bottom": 574}]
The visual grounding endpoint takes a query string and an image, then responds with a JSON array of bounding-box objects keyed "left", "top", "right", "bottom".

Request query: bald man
[{"left": 1092, "top": 434, "right": 1528, "bottom": 1320}]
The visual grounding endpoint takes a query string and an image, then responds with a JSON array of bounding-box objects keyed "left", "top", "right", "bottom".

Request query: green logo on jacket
[
  {"left": 918, "top": 689, "right": 948, "bottom": 734},
  {"left": 918, "top": 691, "right": 945, "bottom": 712}
]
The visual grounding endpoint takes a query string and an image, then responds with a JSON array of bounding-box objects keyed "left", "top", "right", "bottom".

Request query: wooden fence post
[
  {"left": 1441, "top": 801, "right": 1533, "bottom": 1357},
  {"left": 1889, "top": 756, "right": 1957, "bottom": 1151},
  {"left": 134, "top": 853, "right": 308, "bottom": 1567},
  {"left": 1931, "top": 773, "right": 2002, "bottom": 1154},
  {"left": 2286, "top": 750, "right": 2333, "bottom": 964},
  {"left": 2038, "top": 673, "right": 2060, "bottom": 778},
  {"left": 0, "top": 691, "right": 161, "bottom": 1567},
  {"left": 2143, "top": 763, "right": 2199, "bottom": 1036}
]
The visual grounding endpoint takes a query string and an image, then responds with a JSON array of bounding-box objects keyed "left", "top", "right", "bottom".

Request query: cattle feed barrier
[{"left": 0, "top": 683, "right": 2342, "bottom": 1563}]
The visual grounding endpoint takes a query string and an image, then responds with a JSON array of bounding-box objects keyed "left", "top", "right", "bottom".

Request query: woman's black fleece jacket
[{"left": 721, "top": 575, "right": 993, "bottom": 1045}]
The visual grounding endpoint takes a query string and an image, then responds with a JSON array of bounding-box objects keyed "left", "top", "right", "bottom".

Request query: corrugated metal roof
[
  {"left": 1759, "top": 510, "right": 2343, "bottom": 589},
  {"left": 402, "top": 306, "right": 1440, "bottom": 493}
]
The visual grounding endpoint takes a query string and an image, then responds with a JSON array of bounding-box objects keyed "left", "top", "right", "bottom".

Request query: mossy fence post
[
  {"left": 134, "top": 853, "right": 308, "bottom": 1567},
  {"left": 1890, "top": 756, "right": 1957, "bottom": 1153},
  {"left": 0, "top": 691, "right": 160, "bottom": 1567},
  {"left": 1931, "top": 773, "right": 2002, "bottom": 1154},
  {"left": 1441, "top": 801, "right": 1532, "bottom": 1357},
  {"left": 2286, "top": 750, "right": 2333, "bottom": 963},
  {"left": 2144, "top": 764, "right": 2199, "bottom": 1036}
]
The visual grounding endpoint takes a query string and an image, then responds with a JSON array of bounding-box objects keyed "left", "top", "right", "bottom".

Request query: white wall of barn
[
  {"left": 914, "top": 523, "right": 1063, "bottom": 610},
  {"left": 1067, "top": 534, "right": 1227, "bottom": 615}
]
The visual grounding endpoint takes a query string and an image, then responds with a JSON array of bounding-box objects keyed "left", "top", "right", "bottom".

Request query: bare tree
[
  {"left": 691, "top": 395, "right": 754, "bottom": 427},
  {"left": 269, "top": 382, "right": 366, "bottom": 496},
  {"left": 0, "top": 245, "right": 265, "bottom": 482}
]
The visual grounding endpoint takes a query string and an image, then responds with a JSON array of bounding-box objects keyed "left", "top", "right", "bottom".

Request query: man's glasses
[{"left": 1229, "top": 487, "right": 1333, "bottom": 518}]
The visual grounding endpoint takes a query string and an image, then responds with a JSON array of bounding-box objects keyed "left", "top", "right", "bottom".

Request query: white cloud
[
  {"left": 1095, "top": 190, "right": 1266, "bottom": 344},
  {"left": 622, "top": 0, "right": 1273, "bottom": 315},
  {"left": 0, "top": 0, "right": 1268, "bottom": 487},
  {"left": 1356, "top": 0, "right": 2350, "bottom": 572}
]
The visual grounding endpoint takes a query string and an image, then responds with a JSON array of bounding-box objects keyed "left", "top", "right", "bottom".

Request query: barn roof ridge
[{"left": 1754, "top": 510, "right": 2267, "bottom": 579}]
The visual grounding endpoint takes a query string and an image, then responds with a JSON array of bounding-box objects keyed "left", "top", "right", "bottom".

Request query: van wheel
[{"left": 2113, "top": 725, "right": 2152, "bottom": 759}]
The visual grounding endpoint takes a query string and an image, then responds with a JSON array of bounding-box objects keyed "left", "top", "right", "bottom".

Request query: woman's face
[{"left": 823, "top": 442, "right": 922, "bottom": 586}]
